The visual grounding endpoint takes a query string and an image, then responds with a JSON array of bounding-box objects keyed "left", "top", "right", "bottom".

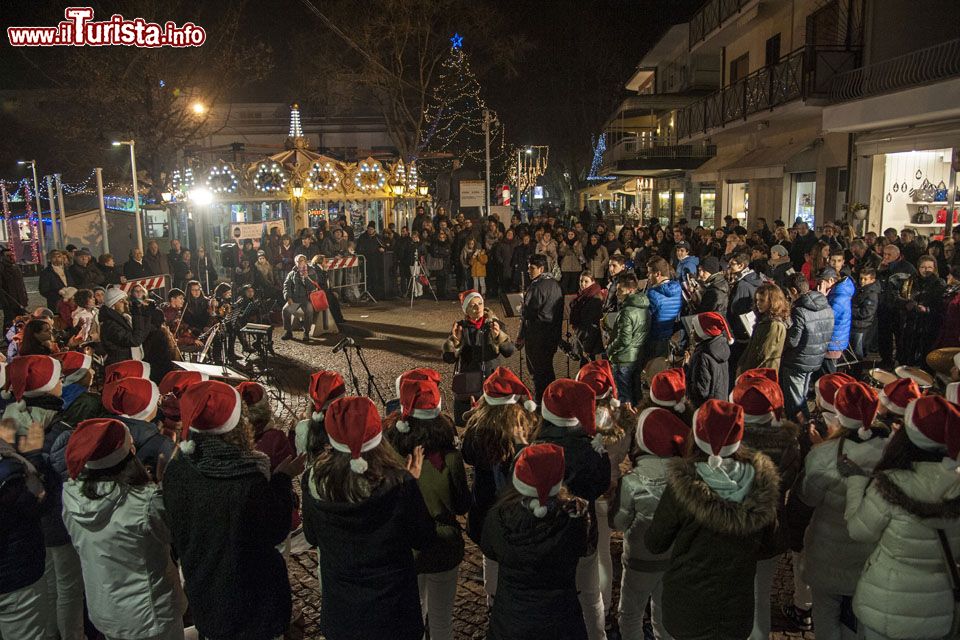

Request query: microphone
[{"left": 332, "top": 337, "right": 355, "bottom": 353}]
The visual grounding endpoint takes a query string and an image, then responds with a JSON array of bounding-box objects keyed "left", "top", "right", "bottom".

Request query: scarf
[
  {"left": 695, "top": 458, "right": 755, "bottom": 503},
  {"left": 466, "top": 317, "right": 484, "bottom": 330},
  {"left": 52, "top": 264, "right": 67, "bottom": 287},
  {"left": 187, "top": 435, "right": 271, "bottom": 480}
]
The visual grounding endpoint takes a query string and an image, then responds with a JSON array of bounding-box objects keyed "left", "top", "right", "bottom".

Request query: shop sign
[{"left": 230, "top": 222, "right": 264, "bottom": 240}]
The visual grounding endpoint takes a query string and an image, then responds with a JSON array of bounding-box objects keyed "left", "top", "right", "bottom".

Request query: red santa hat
[
  {"left": 395, "top": 378, "right": 442, "bottom": 433},
  {"left": 541, "top": 379, "right": 597, "bottom": 436},
  {"left": 879, "top": 377, "right": 922, "bottom": 416},
  {"left": 309, "top": 371, "right": 346, "bottom": 422},
  {"left": 178, "top": 381, "right": 243, "bottom": 454},
  {"left": 576, "top": 360, "right": 620, "bottom": 409},
  {"left": 394, "top": 367, "right": 442, "bottom": 398},
  {"left": 482, "top": 366, "right": 536, "bottom": 412},
  {"left": 511, "top": 443, "right": 565, "bottom": 517},
  {"left": 649, "top": 368, "right": 687, "bottom": 413},
  {"left": 735, "top": 368, "right": 779, "bottom": 386},
  {"left": 237, "top": 381, "right": 266, "bottom": 406},
  {"left": 65, "top": 418, "right": 134, "bottom": 480},
  {"left": 946, "top": 382, "right": 959, "bottom": 406},
  {"left": 635, "top": 407, "right": 689, "bottom": 458},
  {"left": 833, "top": 382, "right": 880, "bottom": 440},
  {"left": 459, "top": 289, "right": 483, "bottom": 315},
  {"left": 325, "top": 396, "right": 382, "bottom": 473},
  {"left": 159, "top": 370, "right": 208, "bottom": 397},
  {"left": 102, "top": 378, "right": 161, "bottom": 422},
  {"left": 692, "top": 311, "right": 734, "bottom": 344},
  {"left": 4, "top": 355, "right": 61, "bottom": 401},
  {"left": 693, "top": 399, "right": 745, "bottom": 469},
  {"left": 815, "top": 373, "right": 857, "bottom": 414},
  {"left": 904, "top": 396, "right": 960, "bottom": 461},
  {"left": 730, "top": 376, "right": 784, "bottom": 426},
  {"left": 104, "top": 360, "right": 150, "bottom": 385},
  {"left": 51, "top": 351, "right": 93, "bottom": 386}
]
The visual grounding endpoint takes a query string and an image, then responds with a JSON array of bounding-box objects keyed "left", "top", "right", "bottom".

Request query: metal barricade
[
  {"left": 320, "top": 255, "right": 376, "bottom": 303},
  {"left": 117, "top": 274, "right": 170, "bottom": 297}
]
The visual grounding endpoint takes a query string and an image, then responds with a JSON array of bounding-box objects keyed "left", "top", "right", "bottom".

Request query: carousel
[{"left": 170, "top": 104, "right": 428, "bottom": 253}]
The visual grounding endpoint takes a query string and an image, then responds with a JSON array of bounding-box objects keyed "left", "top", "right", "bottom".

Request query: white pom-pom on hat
[
  {"left": 523, "top": 399, "right": 537, "bottom": 412},
  {"left": 349, "top": 457, "right": 369, "bottom": 474},
  {"left": 609, "top": 397, "right": 620, "bottom": 409},
  {"left": 857, "top": 426, "right": 873, "bottom": 441},
  {"left": 531, "top": 499, "right": 548, "bottom": 518},
  {"left": 674, "top": 400, "right": 686, "bottom": 414},
  {"left": 708, "top": 454, "right": 723, "bottom": 469},
  {"left": 396, "top": 419, "right": 410, "bottom": 433},
  {"left": 312, "top": 410, "right": 325, "bottom": 422},
  {"left": 1, "top": 389, "right": 12, "bottom": 400},
  {"left": 179, "top": 440, "right": 196, "bottom": 455}
]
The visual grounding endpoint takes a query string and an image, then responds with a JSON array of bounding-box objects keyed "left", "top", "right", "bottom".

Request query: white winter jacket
[
  {"left": 798, "top": 435, "right": 887, "bottom": 594},
  {"left": 62, "top": 480, "right": 186, "bottom": 639},
  {"left": 612, "top": 455, "right": 673, "bottom": 572},
  {"left": 845, "top": 463, "right": 960, "bottom": 640}
]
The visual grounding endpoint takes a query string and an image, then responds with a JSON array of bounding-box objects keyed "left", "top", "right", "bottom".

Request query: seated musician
[
  {"left": 212, "top": 282, "right": 233, "bottom": 318},
  {"left": 161, "top": 288, "right": 201, "bottom": 349},
  {"left": 182, "top": 280, "right": 212, "bottom": 336}
]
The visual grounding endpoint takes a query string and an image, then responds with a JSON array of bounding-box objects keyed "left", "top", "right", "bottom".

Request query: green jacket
[
  {"left": 737, "top": 316, "right": 787, "bottom": 375},
  {"left": 607, "top": 292, "right": 650, "bottom": 364},
  {"left": 414, "top": 449, "right": 472, "bottom": 574}
]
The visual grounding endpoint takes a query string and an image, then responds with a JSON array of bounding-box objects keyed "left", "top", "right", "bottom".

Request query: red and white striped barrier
[
  {"left": 118, "top": 274, "right": 169, "bottom": 293},
  {"left": 322, "top": 256, "right": 359, "bottom": 270}
]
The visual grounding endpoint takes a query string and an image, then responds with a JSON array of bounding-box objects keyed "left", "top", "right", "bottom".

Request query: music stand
[{"left": 172, "top": 360, "right": 249, "bottom": 382}]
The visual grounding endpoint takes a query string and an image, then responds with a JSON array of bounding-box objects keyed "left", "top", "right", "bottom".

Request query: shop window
[
  {"left": 791, "top": 172, "right": 816, "bottom": 228},
  {"left": 729, "top": 53, "right": 749, "bottom": 84},
  {"left": 700, "top": 188, "right": 717, "bottom": 221},
  {"left": 726, "top": 182, "right": 749, "bottom": 223}
]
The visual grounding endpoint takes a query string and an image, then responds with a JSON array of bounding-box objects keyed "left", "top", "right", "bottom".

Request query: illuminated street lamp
[
  {"left": 191, "top": 102, "right": 207, "bottom": 115},
  {"left": 417, "top": 182, "right": 429, "bottom": 197},
  {"left": 391, "top": 182, "right": 405, "bottom": 196},
  {"left": 291, "top": 183, "right": 305, "bottom": 199},
  {"left": 188, "top": 186, "right": 214, "bottom": 206},
  {"left": 112, "top": 140, "right": 143, "bottom": 251}
]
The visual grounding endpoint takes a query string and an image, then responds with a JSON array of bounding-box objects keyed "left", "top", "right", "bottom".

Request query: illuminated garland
[
  {"left": 206, "top": 164, "right": 239, "bottom": 193},
  {"left": 587, "top": 134, "right": 614, "bottom": 181},
  {"left": 289, "top": 103, "right": 303, "bottom": 138},
  {"left": 353, "top": 161, "right": 386, "bottom": 192},
  {"left": 508, "top": 145, "right": 550, "bottom": 192},
  {"left": 255, "top": 162, "right": 288, "bottom": 193},
  {"left": 307, "top": 161, "right": 342, "bottom": 191},
  {"left": 406, "top": 162, "right": 419, "bottom": 193},
  {"left": 172, "top": 168, "right": 195, "bottom": 193},
  {"left": 21, "top": 182, "right": 40, "bottom": 264}
]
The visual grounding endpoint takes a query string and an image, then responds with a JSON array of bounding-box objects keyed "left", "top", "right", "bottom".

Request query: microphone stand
[
  {"left": 341, "top": 345, "right": 362, "bottom": 397},
  {"left": 353, "top": 342, "right": 386, "bottom": 407}
]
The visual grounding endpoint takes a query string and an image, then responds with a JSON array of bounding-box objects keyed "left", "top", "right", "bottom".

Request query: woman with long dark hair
[
  {"left": 569, "top": 272, "right": 605, "bottom": 365},
  {"left": 383, "top": 372, "right": 471, "bottom": 640},
  {"left": 584, "top": 234, "right": 609, "bottom": 287},
  {"left": 181, "top": 280, "right": 210, "bottom": 335},
  {"left": 481, "top": 443, "right": 590, "bottom": 640},
  {"left": 19, "top": 319, "right": 56, "bottom": 356},
  {"left": 301, "top": 396, "right": 435, "bottom": 640},
  {"left": 844, "top": 396, "right": 960, "bottom": 640},
  {"left": 559, "top": 229, "right": 585, "bottom": 294},
  {"left": 63, "top": 418, "right": 186, "bottom": 640}
]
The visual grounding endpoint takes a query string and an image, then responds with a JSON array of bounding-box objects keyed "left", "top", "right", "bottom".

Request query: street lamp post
[
  {"left": 113, "top": 140, "right": 142, "bottom": 251},
  {"left": 17, "top": 160, "right": 46, "bottom": 265}
]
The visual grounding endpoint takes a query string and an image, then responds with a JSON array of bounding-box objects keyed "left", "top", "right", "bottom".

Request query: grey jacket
[{"left": 781, "top": 291, "right": 835, "bottom": 372}]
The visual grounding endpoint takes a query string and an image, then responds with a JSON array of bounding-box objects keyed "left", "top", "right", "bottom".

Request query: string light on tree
[
  {"left": 255, "top": 162, "right": 288, "bottom": 193},
  {"left": 206, "top": 164, "right": 239, "bottom": 194},
  {"left": 586, "top": 134, "right": 614, "bottom": 182}
]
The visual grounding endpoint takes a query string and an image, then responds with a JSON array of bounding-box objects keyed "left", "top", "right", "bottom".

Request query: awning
[
  {"left": 720, "top": 139, "right": 815, "bottom": 182},
  {"left": 689, "top": 153, "right": 732, "bottom": 183},
  {"left": 854, "top": 120, "right": 960, "bottom": 156}
]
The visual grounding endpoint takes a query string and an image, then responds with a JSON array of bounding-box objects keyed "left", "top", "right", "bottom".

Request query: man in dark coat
[
  {"left": 517, "top": 253, "right": 564, "bottom": 403},
  {"left": 281, "top": 254, "right": 318, "bottom": 342},
  {"left": 122, "top": 248, "right": 149, "bottom": 280},
  {"left": 694, "top": 256, "right": 729, "bottom": 314},
  {"left": 356, "top": 222, "right": 385, "bottom": 298},
  {"left": 0, "top": 246, "right": 28, "bottom": 330},
  {"left": 39, "top": 250, "right": 72, "bottom": 311},
  {"left": 780, "top": 273, "right": 834, "bottom": 419},
  {"left": 219, "top": 227, "right": 244, "bottom": 277},
  {"left": 850, "top": 267, "right": 880, "bottom": 361},
  {"left": 725, "top": 252, "right": 763, "bottom": 387},
  {"left": 66, "top": 249, "right": 105, "bottom": 290},
  {"left": 788, "top": 222, "right": 818, "bottom": 270},
  {"left": 142, "top": 240, "right": 169, "bottom": 277},
  {"left": 896, "top": 255, "right": 946, "bottom": 366}
]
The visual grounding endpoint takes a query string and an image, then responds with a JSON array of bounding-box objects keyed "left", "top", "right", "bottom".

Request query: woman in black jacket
[
  {"left": 163, "top": 381, "right": 302, "bottom": 640},
  {"left": 181, "top": 280, "right": 211, "bottom": 336},
  {"left": 430, "top": 231, "right": 453, "bottom": 300},
  {"left": 510, "top": 233, "right": 535, "bottom": 291},
  {"left": 98, "top": 289, "right": 150, "bottom": 365},
  {"left": 481, "top": 443, "right": 590, "bottom": 640},
  {"left": 569, "top": 272, "right": 605, "bottom": 365},
  {"left": 441, "top": 291, "right": 515, "bottom": 425},
  {"left": 301, "top": 396, "right": 435, "bottom": 640}
]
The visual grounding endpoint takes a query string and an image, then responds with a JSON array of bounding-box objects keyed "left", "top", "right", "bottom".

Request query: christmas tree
[{"left": 420, "top": 34, "right": 507, "bottom": 172}]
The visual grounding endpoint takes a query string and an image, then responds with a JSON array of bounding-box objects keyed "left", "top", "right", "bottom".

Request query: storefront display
[
  {"left": 699, "top": 188, "right": 716, "bottom": 220},
  {"left": 880, "top": 148, "right": 955, "bottom": 235},
  {"left": 790, "top": 172, "right": 816, "bottom": 227},
  {"left": 725, "top": 182, "right": 749, "bottom": 223}
]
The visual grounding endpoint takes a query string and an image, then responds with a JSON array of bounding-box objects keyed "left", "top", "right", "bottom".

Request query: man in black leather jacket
[{"left": 517, "top": 253, "right": 563, "bottom": 403}]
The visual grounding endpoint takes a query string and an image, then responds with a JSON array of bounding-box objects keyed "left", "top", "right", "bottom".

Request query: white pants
[
  {"left": 576, "top": 552, "right": 607, "bottom": 640},
  {"left": 0, "top": 579, "right": 45, "bottom": 640},
  {"left": 595, "top": 498, "right": 614, "bottom": 615},
  {"left": 482, "top": 555, "right": 498, "bottom": 607},
  {"left": 749, "top": 555, "right": 779, "bottom": 640},
  {"left": 41, "top": 544, "right": 85, "bottom": 640},
  {"left": 417, "top": 568, "right": 458, "bottom": 640},
  {"left": 473, "top": 276, "right": 486, "bottom": 294},
  {"left": 619, "top": 567, "right": 671, "bottom": 640},
  {"left": 793, "top": 550, "right": 813, "bottom": 610}
]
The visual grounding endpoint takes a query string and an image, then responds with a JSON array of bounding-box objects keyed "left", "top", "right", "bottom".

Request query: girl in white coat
[
  {"left": 797, "top": 380, "right": 889, "bottom": 640},
  {"left": 611, "top": 407, "right": 687, "bottom": 640},
  {"left": 62, "top": 418, "right": 186, "bottom": 640},
  {"left": 844, "top": 396, "right": 960, "bottom": 640}
]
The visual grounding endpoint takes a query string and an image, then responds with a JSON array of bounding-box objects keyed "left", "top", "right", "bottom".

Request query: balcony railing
[
  {"left": 828, "top": 37, "right": 960, "bottom": 103},
  {"left": 677, "top": 46, "right": 860, "bottom": 139},
  {"left": 604, "top": 137, "right": 716, "bottom": 164},
  {"left": 689, "top": 0, "right": 752, "bottom": 49}
]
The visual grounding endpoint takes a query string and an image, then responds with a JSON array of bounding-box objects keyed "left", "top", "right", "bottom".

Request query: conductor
[{"left": 516, "top": 253, "right": 563, "bottom": 403}]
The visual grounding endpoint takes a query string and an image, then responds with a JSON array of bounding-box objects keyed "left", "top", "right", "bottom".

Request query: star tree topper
[{"left": 450, "top": 33, "right": 463, "bottom": 49}]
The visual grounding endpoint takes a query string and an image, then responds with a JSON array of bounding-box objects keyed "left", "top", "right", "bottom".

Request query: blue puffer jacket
[
  {"left": 675, "top": 255, "right": 700, "bottom": 282},
  {"left": 647, "top": 279, "right": 683, "bottom": 341},
  {"left": 827, "top": 276, "right": 855, "bottom": 352}
]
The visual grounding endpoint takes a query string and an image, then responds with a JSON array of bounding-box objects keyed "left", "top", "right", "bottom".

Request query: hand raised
[{"left": 405, "top": 445, "right": 425, "bottom": 479}]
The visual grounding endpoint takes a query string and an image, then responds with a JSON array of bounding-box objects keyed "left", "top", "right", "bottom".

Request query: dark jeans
[
  {"left": 524, "top": 338, "right": 558, "bottom": 404},
  {"left": 612, "top": 362, "right": 636, "bottom": 405},
  {"left": 780, "top": 365, "right": 813, "bottom": 421},
  {"left": 877, "top": 304, "right": 898, "bottom": 366},
  {"left": 849, "top": 331, "right": 867, "bottom": 360},
  {"left": 728, "top": 341, "right": 747, "bottom": 391}
]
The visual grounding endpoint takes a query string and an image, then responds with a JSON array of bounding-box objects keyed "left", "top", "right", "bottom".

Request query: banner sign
[{"left": 459, "top": 180, "right": 485, "bottom": 207}]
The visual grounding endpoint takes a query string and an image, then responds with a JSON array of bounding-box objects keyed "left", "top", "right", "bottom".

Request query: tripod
[
  {"left": 338, "top": 341, "right": 388, "bottom": 409},
  {"left": 408, "top": 255, "right": 438, "bottom": 308}
]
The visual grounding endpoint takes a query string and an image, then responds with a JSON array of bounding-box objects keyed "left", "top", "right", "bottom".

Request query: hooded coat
[
  {"left": 846, "top": 463, "right": 960, "bottom": 639},
  {"left": 696, "top": 272, "right": 729, "bottom": 315},
  {"left": 480, "top": 500, "right": 589, "bottom": 640},
  {"left": 647, "top": 279, "right": 683, "bottom": 341},
  {"left": 301, "top": 471, "right": 436, "bottom": 640},
  {"left": 62, "top": 481, "right": 186, "bottom": 639},
  {"left": 568, "top": 282, "right": 605, "bottom": 358},
  {"left": 686, "top": 334, "right": 730, "bottom": 405},
  {"left": 645, "top": 451, "right": 780, "bottom": 640},
  {"left": 612, "top": 455, "right": 673, "bottom": 572},
  {"left": 606, "top": 291, "right": 650, "bottom": 364},
  {"left": 781, "top": 291, "right": 835, "bottom": 372},
  {"left": 727, "top": 269, "right": 764, "bottom": 342},
  {"left": 827, "top": 276, "right": 855, "bottom": 352}
]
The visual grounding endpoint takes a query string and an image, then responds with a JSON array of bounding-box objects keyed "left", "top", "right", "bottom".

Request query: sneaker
[
  {"left": 302, "top": 332, "right": 311, "bottom": 343},
  {"left": 782, "top": 603, "right": 813, "bottom": 631},
  {"left": 280, "top": 331, "right": 293, "bottom": 341}
]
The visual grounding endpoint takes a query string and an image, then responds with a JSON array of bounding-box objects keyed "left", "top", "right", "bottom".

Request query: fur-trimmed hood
[
  {"left": 667, "top": 449, "right": 780, "bottom": 536},
  {"left": 873, "top": 462, "right": 960, "bottom": 521}
]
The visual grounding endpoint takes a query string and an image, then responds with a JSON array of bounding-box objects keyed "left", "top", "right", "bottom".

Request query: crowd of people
[{"left": 0, "top": 206, "right": 959, "bottom": 640}]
